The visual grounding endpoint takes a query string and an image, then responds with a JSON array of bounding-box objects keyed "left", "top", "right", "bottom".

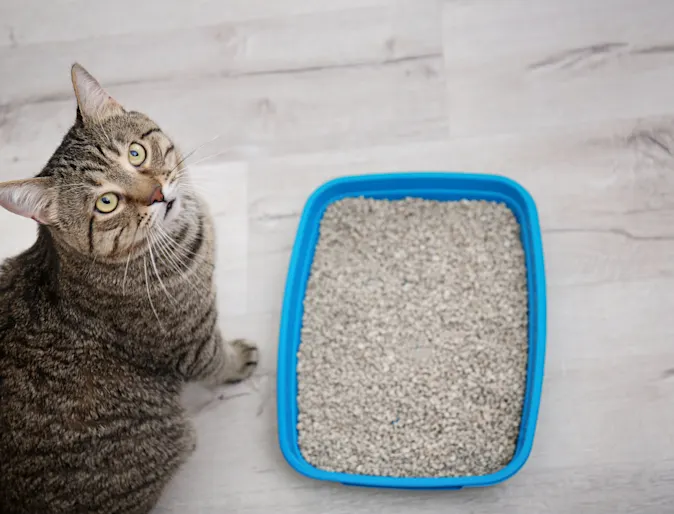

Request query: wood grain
[
  {"left": 0, "top": 0, "right": 396, "bottom": 47},
  {"left": 0, "top": 56, "right": 448, "bottom": 175},
  {"left": 443, "top": 0, "right": 674, "bottom": 136},
  {"left": 0, "top": 1, "right": 441, "bottom": 103}
]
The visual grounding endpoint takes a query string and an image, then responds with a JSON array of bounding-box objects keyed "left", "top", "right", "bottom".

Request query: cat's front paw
[{"left": 224, "top": 339, "right": 259, "bottom": 383}]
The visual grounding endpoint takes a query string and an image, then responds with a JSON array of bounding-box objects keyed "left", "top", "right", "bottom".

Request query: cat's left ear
[
  {"left": 0, "top": 178, "right": 56, "bottom": 225},
  {"left": 71, "top": 63, "right": 124, "bottom": 123}
]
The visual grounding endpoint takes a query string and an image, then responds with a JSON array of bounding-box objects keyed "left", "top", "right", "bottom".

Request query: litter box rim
[{"left": 277, "top": 172, "right": 546, "bottom": 490}]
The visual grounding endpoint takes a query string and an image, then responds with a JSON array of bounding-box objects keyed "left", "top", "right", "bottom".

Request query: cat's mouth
[{"left": 163, "top": 195, "right": 181, "bottom": 223}]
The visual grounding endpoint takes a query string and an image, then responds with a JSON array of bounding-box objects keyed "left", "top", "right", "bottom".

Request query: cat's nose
[{"left": 147, "top": 185, "right": 164, "bottom": 206}]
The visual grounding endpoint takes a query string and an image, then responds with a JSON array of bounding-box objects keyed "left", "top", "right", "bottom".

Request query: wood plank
[
  {"left": 443, "top": 0, "right": 674, "bottom": 136},
  {"left": 0, "top": 56, "right": 448, "bottom": 176},
  {"left": 0, "top": 1, "right": 441, "bottom": 103},
  {"left": 0, "top": 0, "right": 399, "bottom": 47}
]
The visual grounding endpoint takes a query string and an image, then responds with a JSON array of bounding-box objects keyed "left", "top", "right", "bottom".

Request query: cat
[{"left": 0, "top": 64, "right": 259, "bottom": 514}]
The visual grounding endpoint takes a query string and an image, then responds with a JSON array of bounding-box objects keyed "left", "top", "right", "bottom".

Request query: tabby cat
[{"left": 0, "top": 64, "right": 258, "bottom": 513}]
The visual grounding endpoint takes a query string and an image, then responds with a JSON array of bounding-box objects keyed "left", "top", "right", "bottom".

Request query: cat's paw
[{"left": 224, "top": 339, "right": 259, "bottom": 383}]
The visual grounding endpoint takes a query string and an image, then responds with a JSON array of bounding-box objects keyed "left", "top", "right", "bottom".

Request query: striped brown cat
[{"left": 0, "top": 64, "right": 258, "bottom": 514}]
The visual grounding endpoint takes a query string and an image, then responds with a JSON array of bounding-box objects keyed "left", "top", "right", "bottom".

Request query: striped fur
[{"left": 0, "top": 65, "right": 258, "bottom": 514}]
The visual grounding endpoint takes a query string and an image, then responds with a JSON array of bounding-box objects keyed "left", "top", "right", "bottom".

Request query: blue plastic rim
[{"left": 277, "top": 172, "right": 547, "bottom": 489}]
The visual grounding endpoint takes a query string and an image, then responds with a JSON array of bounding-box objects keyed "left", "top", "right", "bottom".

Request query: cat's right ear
[
  {"left": 71, "top": 63, "right": 124, "bottom": 124},
  {"left": 0, "top": 178, "right": 56, "bottom": 225}
]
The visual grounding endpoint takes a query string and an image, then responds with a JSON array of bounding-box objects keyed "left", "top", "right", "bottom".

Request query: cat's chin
[{"left": 161, "top": 195, "right": 182, "bottom": 227}]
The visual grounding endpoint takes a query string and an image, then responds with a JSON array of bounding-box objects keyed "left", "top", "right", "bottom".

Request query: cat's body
[{"left": 0, "top": 65, "right": 257, "bottom": 513}]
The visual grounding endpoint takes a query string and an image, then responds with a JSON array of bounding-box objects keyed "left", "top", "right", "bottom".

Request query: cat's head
[{"left": 0, "top": 64, "right": 188, "bottom": 261}]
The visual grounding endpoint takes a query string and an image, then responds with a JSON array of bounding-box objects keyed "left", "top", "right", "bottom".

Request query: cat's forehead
[{"left": 103, "top": 111, "right": 162, "bottom": 138}]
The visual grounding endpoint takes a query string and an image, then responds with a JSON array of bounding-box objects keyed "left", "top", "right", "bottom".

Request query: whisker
[
  {"left": 175, "top": 182, "right": 212, "bottom": 199},
  {"left": 152, "top": 234, "right": 188, "bottom": 275},
  {"left": 143, "top": 255, "right": 165, "bottom": 333},
  {"left": 173, "top": 150, "right": 232, "bottom": 177},
  {"left": 152, "top": 232, "right": 204, "bottom": 293},
  {"left": 170, "top": 151, "right": 233, "bottom": 185},
  {"left": 123, "top": 223, "right": 141, "bottom": 295},
  {"left": 180, "top": 179, "right": 228, "bottom": 190},
  {"left": 153, "top": 229, "right": 189, "bottom": 270},
  {"left": 147, "top": 231, "right": 177, "bottom": 305},
  {"left": 154, "top": 226, "right": 208, "bottom": 278},
  {"left": 176, "top": 174, "right": 223, "bottom": 187},
  {"left": 155, "top": 224, "right": 204, "bottom": 260},
  {"left": 122, "top": 252, "right": 132, "bottom": 295},
  {"left": 169, "top": 135, "right": 221, "bottom": 175},
  {"left": 155, "top": 224, "right": 198, "bottom": 258}
]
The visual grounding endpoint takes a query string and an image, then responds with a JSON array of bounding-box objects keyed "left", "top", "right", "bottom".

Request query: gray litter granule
[{"left": 297, "top": 197, "right": 529, "bottom": 478}]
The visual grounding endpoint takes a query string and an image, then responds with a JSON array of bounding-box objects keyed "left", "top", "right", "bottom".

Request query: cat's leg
[
  {"left": 208, "top": 334, "right": 259, "bottom": 385},
  {"left": 177, "top": 326, "right": 258, "bottom": 385}
]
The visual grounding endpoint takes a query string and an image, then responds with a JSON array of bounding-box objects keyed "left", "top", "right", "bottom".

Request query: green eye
[
  {"left": 128, "top": 143, "right": 146, "bottom": 166},
  {"left": 96, "top": 193, "right": 119, "bottom": 213}
]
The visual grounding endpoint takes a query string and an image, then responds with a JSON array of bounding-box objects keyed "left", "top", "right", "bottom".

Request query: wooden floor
[{"left": 2, "top": 1, "right": 674, "bottom": 512}]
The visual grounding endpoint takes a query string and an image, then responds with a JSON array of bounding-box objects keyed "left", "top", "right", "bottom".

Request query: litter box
[{"left": 277, "top": 172, "right": 546, "bottom": 489}]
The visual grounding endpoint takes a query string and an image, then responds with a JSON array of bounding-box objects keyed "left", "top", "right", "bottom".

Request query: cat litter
[{"left": 296, "top": 197, "right": 529, "bottom": 478}]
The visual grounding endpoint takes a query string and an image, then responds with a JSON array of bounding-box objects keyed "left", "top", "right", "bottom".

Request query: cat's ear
[
  {"left": 0, "top": 178, "right": 56, "bottom": 225},
  {"left": 71, "top": 63, "right": 124, "bottom": 123}
]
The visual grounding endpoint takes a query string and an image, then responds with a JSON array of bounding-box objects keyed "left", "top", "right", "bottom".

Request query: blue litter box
[{"left": 277, "top": 172, "right": 546, "bottom": 489}]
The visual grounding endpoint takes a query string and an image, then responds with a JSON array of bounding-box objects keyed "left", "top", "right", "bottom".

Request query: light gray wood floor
[{"left": 1, "top": 1, "right": 674, "bottom": 512}]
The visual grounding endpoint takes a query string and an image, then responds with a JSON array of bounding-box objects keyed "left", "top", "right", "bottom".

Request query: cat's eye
[
  {"left": 96, "top": 193, "right": 119, "bottom": 214},
  {"left": 128, "top": 143, "right": 146, "bottom": 166}
]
